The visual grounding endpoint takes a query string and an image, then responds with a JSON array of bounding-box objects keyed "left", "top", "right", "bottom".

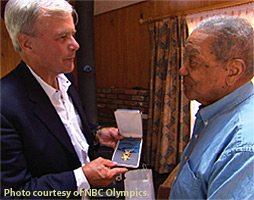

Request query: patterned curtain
[{"left": 146, "top": 17, "right": 190, "bottom": 174}]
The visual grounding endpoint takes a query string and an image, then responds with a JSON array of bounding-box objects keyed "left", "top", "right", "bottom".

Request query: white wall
[{"left": 94, "top": 0, "right": 146, "bottom": 15}]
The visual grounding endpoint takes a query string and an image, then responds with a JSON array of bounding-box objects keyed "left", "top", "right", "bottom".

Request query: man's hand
[
  {"left": 82, "top": 157, "right": 128, "bottom": 187},
  {"left": 96, "top": 127, "right": 124, "bottom": 148}
]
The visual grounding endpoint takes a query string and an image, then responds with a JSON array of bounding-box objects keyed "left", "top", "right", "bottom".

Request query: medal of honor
[{"left": 118, "top": 138, "right": 140, "bottom": 162}]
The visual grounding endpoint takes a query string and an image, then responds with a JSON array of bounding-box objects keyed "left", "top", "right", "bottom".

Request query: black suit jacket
[{"left": 1, "top": 61, "right": 95, "bottom": 199}]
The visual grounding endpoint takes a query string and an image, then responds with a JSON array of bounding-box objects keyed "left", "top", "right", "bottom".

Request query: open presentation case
[{"left": 112, "top": 109, "right": 143, "bottom": 168}]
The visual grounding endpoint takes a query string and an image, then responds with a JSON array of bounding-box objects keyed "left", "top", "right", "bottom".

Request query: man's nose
[
  {"left": 179, "top": 64, "right": 188, "bottom": 76},
  {"left": 69, "top": 36, "right": 80, "bottom": 51}
]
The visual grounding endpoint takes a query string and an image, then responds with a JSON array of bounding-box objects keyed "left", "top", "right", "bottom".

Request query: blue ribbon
[{"left": 118, "top": 138, "right": 141, "bottom": 153}]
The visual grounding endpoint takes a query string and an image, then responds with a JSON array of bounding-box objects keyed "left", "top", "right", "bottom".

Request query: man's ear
[
  {"left": 17, "top": 33, "right": 32, "bottom": 52},
  {"left": 225, "top": 58, "right": 246, "bottom": 86}
]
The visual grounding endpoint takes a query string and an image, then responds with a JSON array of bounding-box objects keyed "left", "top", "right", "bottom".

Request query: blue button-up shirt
[{"left": 170, "top": 81, "right": 254, "bottom": 199}]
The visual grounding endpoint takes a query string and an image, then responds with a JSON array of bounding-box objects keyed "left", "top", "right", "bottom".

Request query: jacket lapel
[
  {"left": 32, "top": 96, "right": 79, "bottom": 159},
  {"left": 17, "top": 62, "right": 79, "bottom": 160}
]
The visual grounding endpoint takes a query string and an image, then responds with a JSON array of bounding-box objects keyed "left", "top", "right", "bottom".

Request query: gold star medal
[{"left": 121, "top": 150, "right": 132, "bottom": 161}]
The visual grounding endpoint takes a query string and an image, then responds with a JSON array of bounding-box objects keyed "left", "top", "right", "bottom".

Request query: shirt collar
[
  {"left": 57, "top": 74, "right": 71, "bottom": 95},
  {"left": 26, "top": 65, "right": 71, "bottom": 99},
  {"left": 197, "top": 81, "right": 254, "bottom": 126}
]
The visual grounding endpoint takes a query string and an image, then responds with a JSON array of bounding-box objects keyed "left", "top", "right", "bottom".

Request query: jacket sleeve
[{"left": 1, "top": 114, "right": 78, "bottom": 199}]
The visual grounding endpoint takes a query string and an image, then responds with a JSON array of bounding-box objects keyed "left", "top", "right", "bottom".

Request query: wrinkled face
[
  {"left": 28, "top": 13, "right": 80, "bottom": 77},
  {"left": 180, "top": 31, "right": 228, "bottom": 106}
]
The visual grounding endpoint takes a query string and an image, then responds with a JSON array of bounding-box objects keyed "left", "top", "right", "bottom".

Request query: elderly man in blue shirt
[{"left": 170, "top": 16, "right": 254, "bottom": 199}]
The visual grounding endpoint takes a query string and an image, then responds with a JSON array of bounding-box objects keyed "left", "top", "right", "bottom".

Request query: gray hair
[
  {"left": 4, "top": 0, "right": 76, "bottom": 52},
  {"left": 195, "top": 16, "right": 254, "bottom": 78}
]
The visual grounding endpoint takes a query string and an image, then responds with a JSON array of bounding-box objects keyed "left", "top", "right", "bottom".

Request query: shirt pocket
[
  {"left": 185, "top": 159, "right": 201, "bottom": 192},
  {"left": 173, "top": 159, "right": 202, "bottom": 198}
]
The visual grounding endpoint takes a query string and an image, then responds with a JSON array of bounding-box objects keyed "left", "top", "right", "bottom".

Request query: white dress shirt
[{"left": 27, "top": 66, "right": 90, "bottom": 197}]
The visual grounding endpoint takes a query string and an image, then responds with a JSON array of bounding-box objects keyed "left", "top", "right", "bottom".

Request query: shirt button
[
  {"left": 184, "top": 156, "right": 188, "bottom": 160},
  {"left": 194, "top": 134, "right": 198, "bottom": 139},
  {"left": 204, "top": 121, "right": 208, "bottom": 126}
]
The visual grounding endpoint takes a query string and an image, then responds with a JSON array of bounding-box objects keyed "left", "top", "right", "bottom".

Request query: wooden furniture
[{"left": 157, "top": 164, "right": 180, "bottom": 200}]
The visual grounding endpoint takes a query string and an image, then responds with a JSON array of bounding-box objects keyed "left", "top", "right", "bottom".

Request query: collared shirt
[
  {"left": 170, "top": 81, "right": 254, "bottom": 199},
  {"left": 27, "top": 66, "right": 90, "bottom": 195}
]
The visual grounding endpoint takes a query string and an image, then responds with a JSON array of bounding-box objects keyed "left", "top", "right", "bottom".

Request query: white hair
[
  {"left": 194, "top": 16, "right": 254, "bottom": 77},
  {"left": 4, "top": 0, "right": 76, "bottom": 52}
]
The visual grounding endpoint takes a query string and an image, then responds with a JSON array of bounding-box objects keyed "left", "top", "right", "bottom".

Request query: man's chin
[
  {"left": 63, "top": 63, "right": 75, "bottom": 74},
  {"left": 183, "top": 90, "right": 194, "bottom": 101}
]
